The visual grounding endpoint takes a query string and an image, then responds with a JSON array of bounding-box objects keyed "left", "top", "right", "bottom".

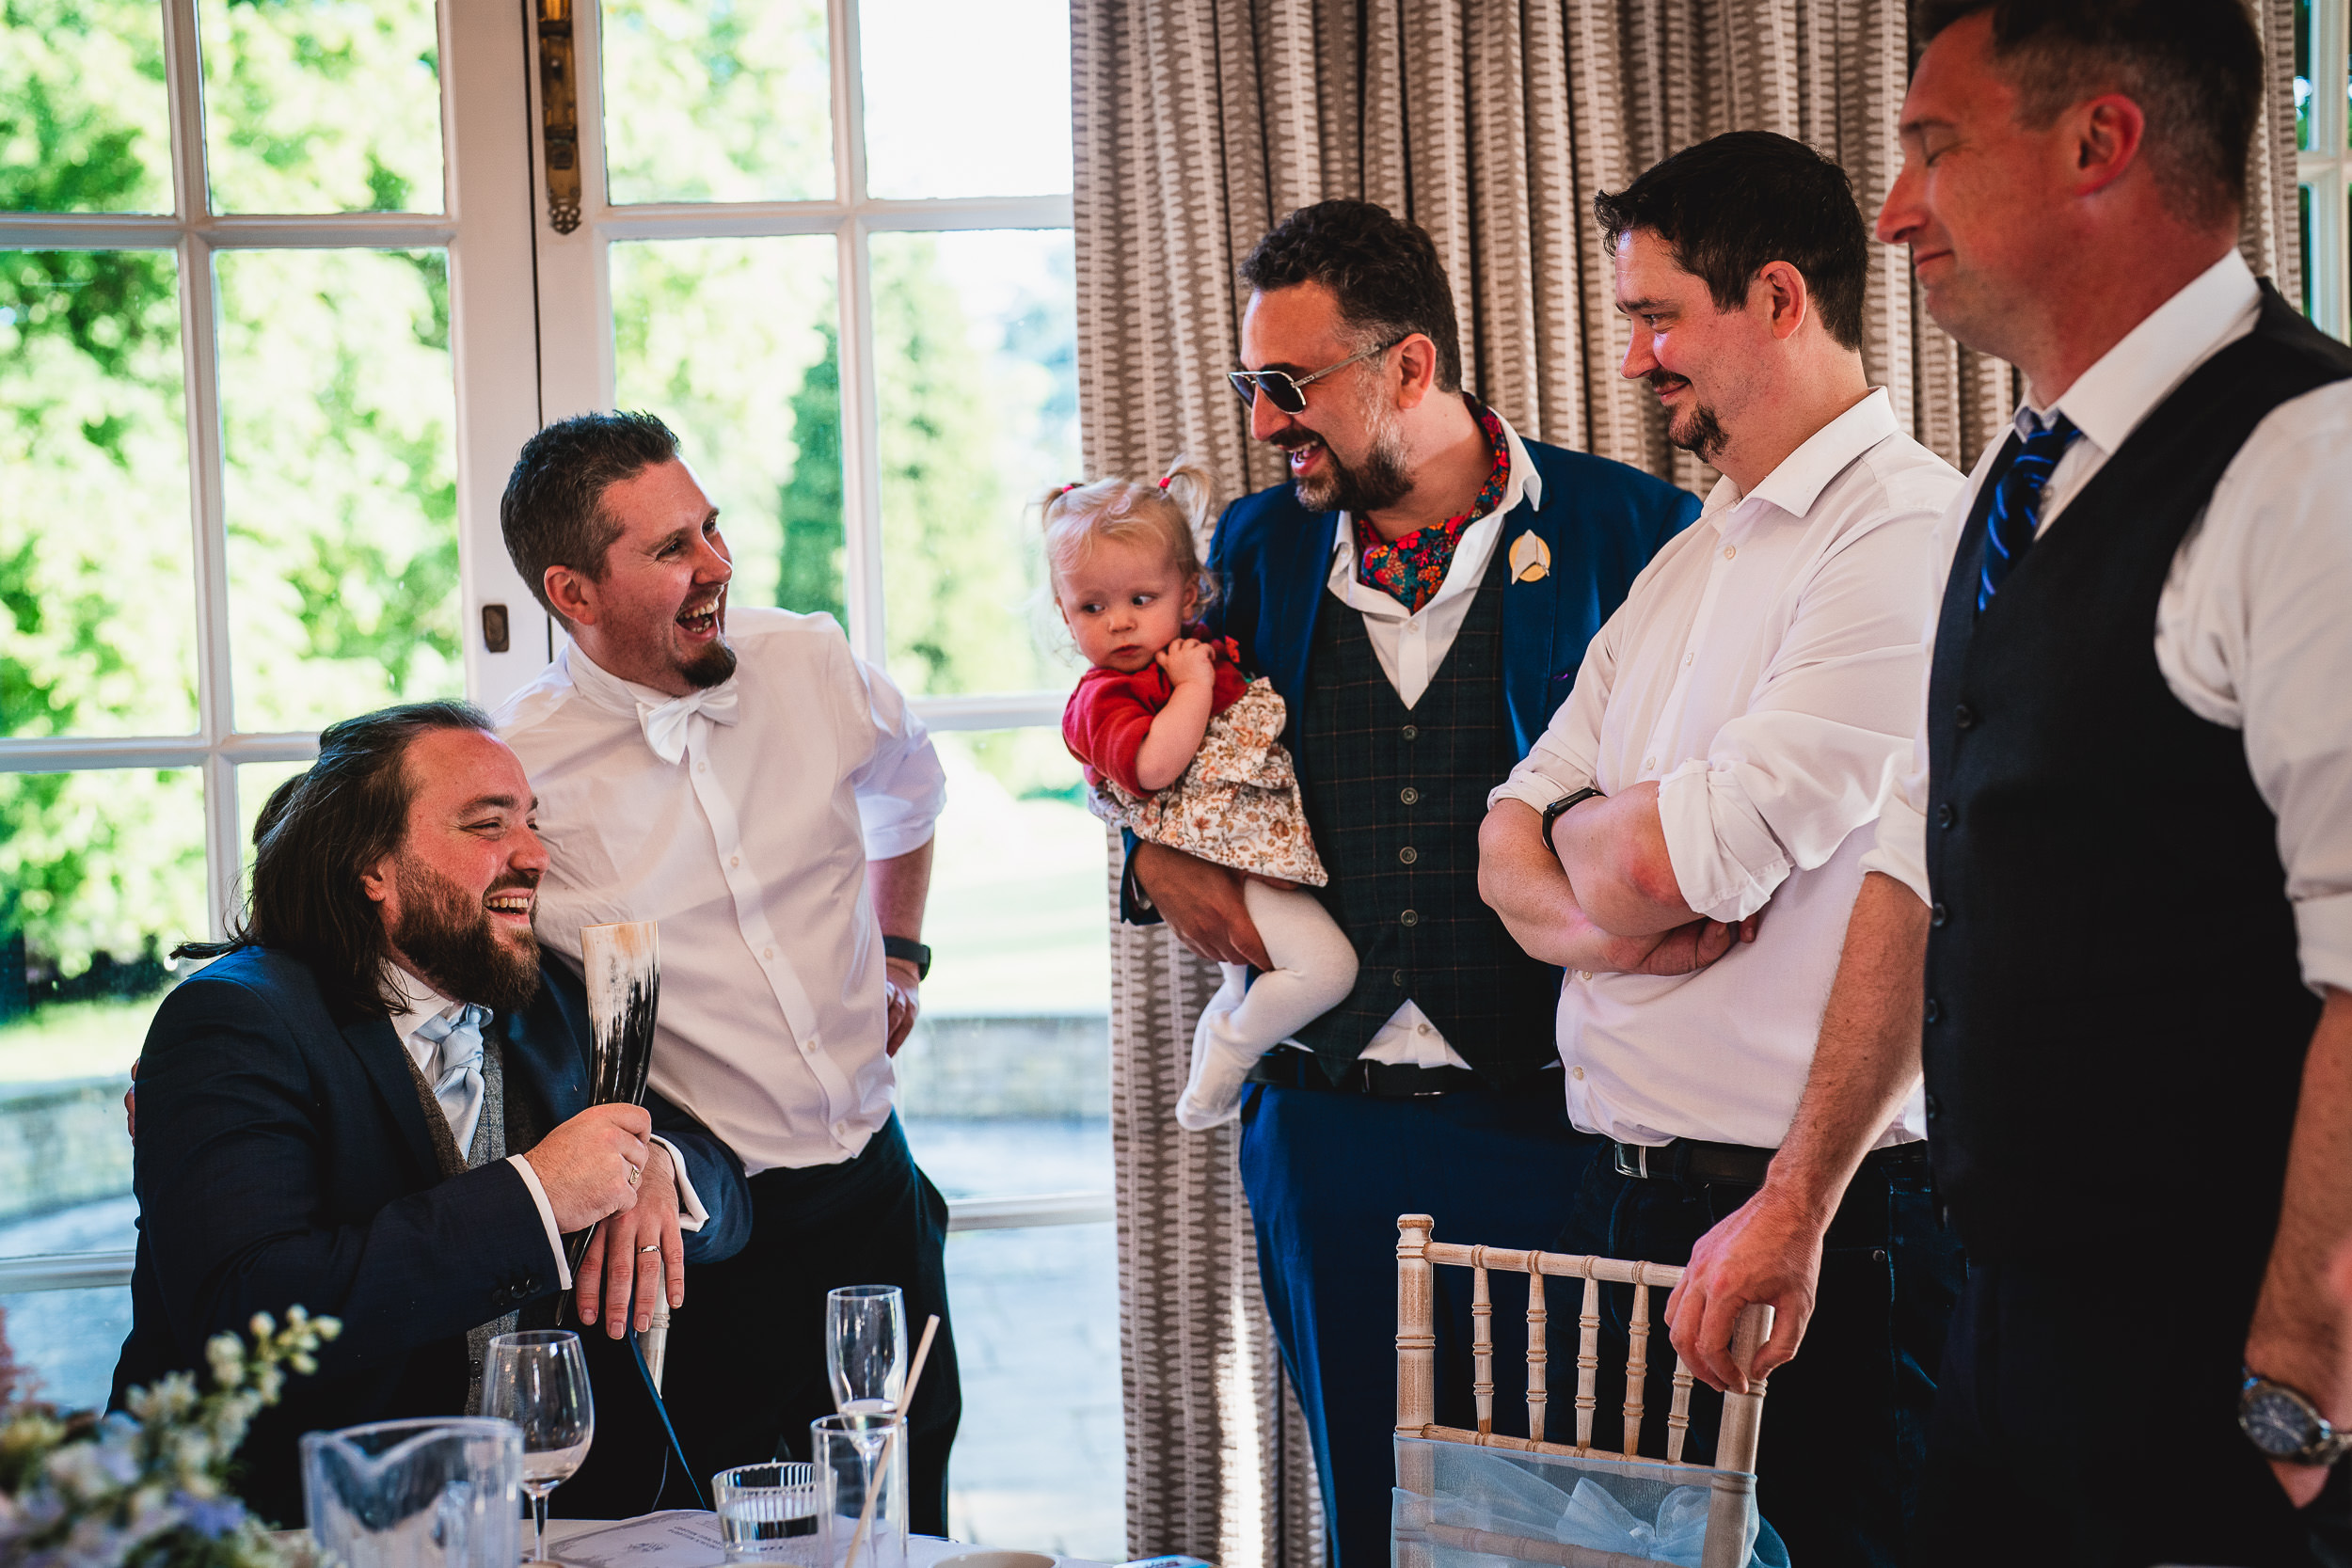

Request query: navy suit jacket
[
  {"left": 109, "top": 946, "right": 750, "bottom": 1524},
  {"left": 1124, "top": 436, "right": 1698, "bottom": 920}
]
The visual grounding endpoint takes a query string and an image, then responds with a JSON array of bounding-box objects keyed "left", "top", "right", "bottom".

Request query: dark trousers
[
  {"left": 660, "top": 1115, "right": 961, "bottom": 1534},
  {"left": 1917, "top": 1250, "right": 2342, "bottom": 1568},
  {"left": 1237, "top": 1079, "right": 1603, "bottom": 1568},
  {"left": 1552, "top": 1148, "right": 1962, "bottom": 1568}
]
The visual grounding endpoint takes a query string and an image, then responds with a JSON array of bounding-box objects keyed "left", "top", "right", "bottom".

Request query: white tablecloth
[{"left": 545, "top": 1513, "right": 1112, "bottom": 1568}]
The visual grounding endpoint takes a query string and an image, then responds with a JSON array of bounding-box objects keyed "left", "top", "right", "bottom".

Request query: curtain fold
[{"left": 1073, "top": 6, "right": 2299, "bottom": 1563}]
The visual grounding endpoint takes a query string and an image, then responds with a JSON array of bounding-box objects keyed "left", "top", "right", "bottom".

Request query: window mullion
[{"left": 832, "top": 0, "right": 887, "bottom": 668}]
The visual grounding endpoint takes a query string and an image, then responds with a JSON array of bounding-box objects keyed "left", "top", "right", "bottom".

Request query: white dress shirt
[
  {"left": 1291, "top": 409, "right": 1543, "bottom": 1069},
  {"left": 494, "top": 609, "right": 948, "bottom": 1175},
  {"left": 1861, "top": 251, "right": 2352, "bottom": 997},
  {"left": 1491, "top": 390, "right": 1963, "bottom": 1148}
]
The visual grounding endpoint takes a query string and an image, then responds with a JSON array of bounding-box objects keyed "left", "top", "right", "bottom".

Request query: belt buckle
[{"left": 1612, "top": 1143, "right": 1652, "bottom": 1180}]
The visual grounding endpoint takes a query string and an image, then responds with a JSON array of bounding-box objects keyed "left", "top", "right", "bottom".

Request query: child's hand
[{"left": 1158, "top": 638, "right": 1216, "bottom": 688}]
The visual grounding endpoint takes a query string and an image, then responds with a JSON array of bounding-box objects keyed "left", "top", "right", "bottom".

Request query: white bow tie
[{"left": 637, "top": 682, "right": 740, "bottom": 763}]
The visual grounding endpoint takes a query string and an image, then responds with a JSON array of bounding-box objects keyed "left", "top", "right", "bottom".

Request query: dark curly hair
[
  {"left": 1913, "top": 0, "right": 2261, "bottom": 230},
  {"left": 501, "top": 410, "right": 681, "bottom": 629},
  {"left": 1238, "top": 200, "right": 1463, "bottom": 392},
  {"left": 1595, "top": 131, "right": 1870, "bottom": 352},
  {"left": 175, "top": 701, "right": 497, "bottom": 1017}
]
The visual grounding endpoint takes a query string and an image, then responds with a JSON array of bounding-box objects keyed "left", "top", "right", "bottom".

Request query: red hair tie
[
  {"left": 1052, "top": 483, "right": 1082, "bottom": 499},
  {"left": 1155, "top": 475, "right": 1174, "bottom": 490}
]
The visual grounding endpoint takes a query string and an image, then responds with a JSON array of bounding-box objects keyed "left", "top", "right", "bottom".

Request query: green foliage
[
  {"left": 600, "top": 0, "right": 833, "bottom": 204},
  {"left": 0, "top": 0, "right": 172, "bottom": 216},
  {"left": 778, "top": 323, "right": 848, "bottom": 620}
]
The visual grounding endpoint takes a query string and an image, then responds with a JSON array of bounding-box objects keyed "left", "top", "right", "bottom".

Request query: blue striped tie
[{"left": 1978, "top": 412, "right": 2081, "bottom": 613}]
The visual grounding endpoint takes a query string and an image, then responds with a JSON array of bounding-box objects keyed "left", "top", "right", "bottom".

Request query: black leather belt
[
  {"left": 1611, "top": 1136, "right": 1928, "bottom": 1187},
  {"left": 1246, "top": 1051, "right": 1559, "bottom": 1100}
]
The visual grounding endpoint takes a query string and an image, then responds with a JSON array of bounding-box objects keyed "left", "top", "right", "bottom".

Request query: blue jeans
[
  {"left": 1553, "top": 1148, "right": 1962, "bottom": 1568},
  {"left": 1237, "top": 1080, "right": 1602, "bottom": 1568}
]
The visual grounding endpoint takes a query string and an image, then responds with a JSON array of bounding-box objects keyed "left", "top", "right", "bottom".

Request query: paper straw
[{"left": 842, "top": 1314, "right": 941, "bottom": 1568}]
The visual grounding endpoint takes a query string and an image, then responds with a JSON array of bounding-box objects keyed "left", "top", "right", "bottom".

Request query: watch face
[{"left": 2243, "top": 1386, "right": 2321, "bottom": 1458}]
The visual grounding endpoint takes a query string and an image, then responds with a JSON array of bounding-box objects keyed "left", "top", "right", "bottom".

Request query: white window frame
[
  {"left": 2303, "top": 0, "right": 2352, "bottom": 337},
  {"left": 0, "top": 0, "right": 544, "bottom": 937},
  {"left": 508, "top": 0, "right": 1074, "bottom": 734}
]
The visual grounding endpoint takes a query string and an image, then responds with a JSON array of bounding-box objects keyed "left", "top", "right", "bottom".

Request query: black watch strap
[
  {"left": 882, "top": 936, "right": 931, "bottom": 980},
  {"left": 1542, "top": 787, "right": 1605, "bottom": 854}
]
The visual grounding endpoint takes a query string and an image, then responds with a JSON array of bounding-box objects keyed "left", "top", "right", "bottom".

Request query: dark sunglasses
[{"left": 1227, "top": 336, "right": 1406, "bottom": 414}]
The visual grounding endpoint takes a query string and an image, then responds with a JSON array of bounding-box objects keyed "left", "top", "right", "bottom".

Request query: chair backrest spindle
[
  {"left": 1624, "top": 1275, "right": 1651, "bottom": 1458},
  {"left": 1573, "top": 1265, "right": 1600, "bottom": 1450},
  {"left": 1524, "top": 1272, "right": 1549, "bottom": 1444},
  {"left": 1470, "top": 1249, "right": 1494, "bottom": 1435}
]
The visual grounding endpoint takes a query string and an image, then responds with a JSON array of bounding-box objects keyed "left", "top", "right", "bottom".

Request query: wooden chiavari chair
[{"left": 1393, "top": 1214, "right": 1773, "bottom": 1568}]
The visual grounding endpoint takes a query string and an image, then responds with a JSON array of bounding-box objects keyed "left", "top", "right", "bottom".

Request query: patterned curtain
[{"left": 1073, "top": 4, "right": 2300, "bottom": 1564}]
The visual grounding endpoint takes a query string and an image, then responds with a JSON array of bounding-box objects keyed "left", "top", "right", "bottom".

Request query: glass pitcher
[{"left": 301, "top": 1417, "right": 523, "bottom": 1568}]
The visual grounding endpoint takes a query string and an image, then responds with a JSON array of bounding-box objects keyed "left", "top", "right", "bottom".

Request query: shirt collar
[
  {"left": 1329, "top": 401, "right": 1543, "bottom": 566},
  {"left": 386, "top": 964, "right": 463, "bottom": 1052},
  {"left": 559, "top": 638, "right": 739, "bottom": 721},
  {"left": 2026, "top": 249, "right": 2260, "bottom": 452},
  {"left": 1704, "top": 387, "right": 1901, "bottom": 526}
]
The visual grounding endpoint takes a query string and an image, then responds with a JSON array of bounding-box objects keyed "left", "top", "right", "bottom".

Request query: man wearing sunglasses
[{"left": 1123, "top": 198, "right": 1698, "bottom": 1568}]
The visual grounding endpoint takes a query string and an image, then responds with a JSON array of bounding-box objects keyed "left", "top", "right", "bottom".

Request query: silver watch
[{"left": 2239, "top": 1369, "right": 2351, "bottom": 1465}]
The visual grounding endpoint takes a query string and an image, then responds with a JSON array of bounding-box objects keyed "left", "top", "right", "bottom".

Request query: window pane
[
  {"left": 1, "top": 0, "right": 172, "bottom": 214},
  {"left": 611, "top": 236, "right": 840, "bottom": 616},
  {"left": 2, "top": 249, "right": 198, "bottom": 737},
  {"left": 216, "top": 248, "right": 461, "bottom": 732},
  {"left": 199, "top": 0, "right": 444, "bottom": 214},
  {"left": 0, "top": 768, "right": 203, "bottom": 1250},
  {"left": 2302, "top": 184, "right": 2316, "bottom": 318},
  {"left": 872, "top": 230, "right": 1078, "bottom": 699},
  {"left": 602, "top": 0, "right": 832, "bottom": 205},
  {"left": 2296, "top": 0, "right": 2312, "bottom": 151},
  {"left": 861, "top": 0, "right": 1071, "bottom": 199},
  {"left": 0, "top": 1283, "right": 135, "bottom": 1410}
]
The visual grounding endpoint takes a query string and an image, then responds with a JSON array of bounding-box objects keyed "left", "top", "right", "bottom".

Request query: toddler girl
[{"left": 1048, "top": 462, "right": 1357, "bottom": 1130}]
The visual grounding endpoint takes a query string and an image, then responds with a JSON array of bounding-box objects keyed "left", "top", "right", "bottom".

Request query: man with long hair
[{"left": 110, "top": 702, "right": 748, "bottom": 1527}]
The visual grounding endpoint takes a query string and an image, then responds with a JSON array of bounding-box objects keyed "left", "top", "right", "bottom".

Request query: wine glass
[
  {"left": 825, "top": 1285, "right": 907, "bottom": 1418},
  {"left": 479, "top": 1329, "right": 595, "bottom": 1561}
]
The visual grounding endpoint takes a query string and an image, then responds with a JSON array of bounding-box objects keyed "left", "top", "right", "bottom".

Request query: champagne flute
[
  {"left": 480, "top": 1329, "right": 595, "bottom": 1562},
  {"left": 824, "top": 1285, "right": 906, "bottom": 1418}
]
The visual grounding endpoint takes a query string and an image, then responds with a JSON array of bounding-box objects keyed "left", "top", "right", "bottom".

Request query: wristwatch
[
  {"left": 2240, "top": 1369, "right": 2350, "bottom": 1465},
  {"left": 1541, "top": 787, "right": 1605, "bottom": 855},
  {"left": 882, "top": 936, "right": 931, "bottom": 981}
]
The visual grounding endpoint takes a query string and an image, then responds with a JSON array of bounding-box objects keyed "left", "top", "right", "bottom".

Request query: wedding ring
[
  {"left": 626, "top": 1163, "right": 641, "bottom": 1186},
  {"left": 638, "top": 1243, "right": 660, "bottom": 1254}
]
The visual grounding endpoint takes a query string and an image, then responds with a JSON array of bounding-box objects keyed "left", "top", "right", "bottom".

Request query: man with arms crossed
[
  {"left": 494, "top": 414, "right": 961, "bottom": 1529},
  {"left": 1481, "top": 133, "right": 1964, "bottom": 1568},
  {"left": 113, "top": 702, "right": 749, "bottom": 1526},
  {"left": 1668, "top": 4, "right": 2352, "bottom": 1562},
  {"left": 1133, "top": 199, "right": 1696, "bottom": 1568}
]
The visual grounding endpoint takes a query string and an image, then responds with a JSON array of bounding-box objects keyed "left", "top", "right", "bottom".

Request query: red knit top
[{"left": 1061, "top": 635, "right": 1250, "bottom": 797}]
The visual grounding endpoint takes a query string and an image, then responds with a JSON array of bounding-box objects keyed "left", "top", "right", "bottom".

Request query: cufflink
[{"left": 1508, "top": 531, "right": 1550, "bottom": 583}]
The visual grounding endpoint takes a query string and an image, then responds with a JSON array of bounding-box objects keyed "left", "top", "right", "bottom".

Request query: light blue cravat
[{"left": 413, "top": 1004, "right": 490, "bottom": 1154}]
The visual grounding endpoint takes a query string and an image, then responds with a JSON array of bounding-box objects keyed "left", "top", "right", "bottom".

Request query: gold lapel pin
[{"left": 1508, "top": 531, "right": 1551, "bottom": 583}]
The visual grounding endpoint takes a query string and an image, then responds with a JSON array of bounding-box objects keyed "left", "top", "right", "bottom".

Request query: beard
[
  {"left": 389, "top": 857, "right": 542, "bottom": 1014},
  {"left": 1653, "top": 372, "right": 1730, "bottom": 464},
  {"left": 680, "top": 638, "right": 739, "bottom": 689},
  {"left": 1284, "top": 391, "right": 1416, "bottom": 516}
]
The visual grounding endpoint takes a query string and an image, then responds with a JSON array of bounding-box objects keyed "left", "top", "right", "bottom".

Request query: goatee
[
  {"left": 389, "top": 858, "right": 542, "bottom": 1014},
  {"left": 1654, "top": 373, "right": 1729, "bottom": 464},
  {"left": 1289, "top": 396, "right": 1415, "bottom": 516},
  {"left": 681, "top": 639, "right": 739, "bottom": 690}
]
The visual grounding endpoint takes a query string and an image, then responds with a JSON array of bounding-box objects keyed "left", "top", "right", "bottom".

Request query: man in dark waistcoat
[
  {"left": 1123, "top": 199, "right": 1697, "bottom": 1568},
  {"left": 112, "top": 703, "right": 750, "bottom": 1527},
  {"left": 1699, "top": 5, "right": 2352, "bottom": 1563}
]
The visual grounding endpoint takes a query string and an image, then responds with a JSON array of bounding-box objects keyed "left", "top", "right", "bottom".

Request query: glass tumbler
[
  {"left": 810, "top": 1412, "right": 907, "bottom": 1568},
  {"left": 714, "top": 1461, "right": 831, "bottom": 1566}
]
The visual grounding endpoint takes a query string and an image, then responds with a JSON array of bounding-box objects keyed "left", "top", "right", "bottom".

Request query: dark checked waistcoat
[
  {"left": 1293, "top": 543, "right": 1561, "bottom": 1085},
  {"left": 1921, "top": 282, "right": 2349, "bottom": 1260}
]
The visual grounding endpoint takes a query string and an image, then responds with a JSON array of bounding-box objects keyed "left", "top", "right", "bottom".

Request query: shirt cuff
[
  {"left": 1656, "top": 761, "right": 1791, "bottom": 924},
  {"left": 2295, "top": 890, "right": 2352, "bottom": 997},
  {"left": 1857, "top": 791, "right": 1931, "bottom": 904},
  {"left": 1487, "top": 766, "right": 1578, "bottom": 815},
  {"left": 505, "top": 1153, "right": 573, "bottom": 1291},
  {"left": 648, "top": 1134, "right": 707, "bottom": 1232}
]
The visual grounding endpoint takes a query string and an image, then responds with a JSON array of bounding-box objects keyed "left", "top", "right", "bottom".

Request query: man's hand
[
  {"left": 1665, "top": 1184, "right": 1824, "bottom": 1393},
  {"left": 883, "top": 958, "right": 921, "bottom": 1055},
  {"left": 576, "top": 1140, "right": 685, "bottom": 1338},
  {"left": 522, "top": 1102, "right": 654, "bottom": 1233},
  {"left": 1131, "top": 841, "right": 1272, "bottom": 969},
  {"left": 1157, "top": 637, "right": 1217, "bottom": 689},
  {"left": 1587, "top": 914, "right": 1760, "bottom": 976},
  {"left": 124, "top": 1058, "right": 139, "bottom": 1140}
]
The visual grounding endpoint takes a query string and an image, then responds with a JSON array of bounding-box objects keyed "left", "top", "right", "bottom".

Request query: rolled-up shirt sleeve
[
  {"left": 1662, "top": 511, "right": 1938, "bottom": 923},
  {"left": 843, "top": 645, "right": 946, "bottom": 860},
  {"left": 1489, "top": 604, "right": 1619, "bottom": 814}
]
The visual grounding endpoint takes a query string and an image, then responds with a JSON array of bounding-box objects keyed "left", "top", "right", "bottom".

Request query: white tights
[{"left": 1177, "top": 879, "right": 1359, "bottom": 1131}]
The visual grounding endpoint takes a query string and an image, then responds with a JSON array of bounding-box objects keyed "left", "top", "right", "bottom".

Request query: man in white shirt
[
  {"left": 492, "top": 414, "right": 960, "bottom": 1529},
  {"left": 1481, "top": 132, "right": 1964, "bottom": 1567},
  {"left": 1663, "top": 5, "right": 2352, "bottom": 1563}
]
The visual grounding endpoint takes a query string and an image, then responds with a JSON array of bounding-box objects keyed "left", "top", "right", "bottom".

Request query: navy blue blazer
[
  {"left": 109, "top": 945, "right": 750, "bottom": 1523},
  {"left": 1123, "top": 436, "right": 1698, "bottom": 920}
]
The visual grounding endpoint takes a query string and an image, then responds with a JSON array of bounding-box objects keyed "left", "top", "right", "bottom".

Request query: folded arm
[{"left": 1478, "top": 799, "right": 1747, "bottom": 974}]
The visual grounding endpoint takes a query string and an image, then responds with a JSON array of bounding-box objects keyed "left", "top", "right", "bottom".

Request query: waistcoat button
[
  {"left": 1401, "top": 724, "right": 1418, "bottom": 740},
  {"left": 1925, "top": 1093, "right": 1942, "bottom": 1119},
  {"left": 1399, "top": 786, "right": 1420, "bottom": 805},
  {"left": 1400, "top": 910, "right": 1420, "bottom": 927},
  {"left": 1936, "top": 802, "right": 1955, "bottom": 829},
  {"left": 1397, "top": 846, "right": 1418, "bottom": 864},
  {"left": 1955, "top": 704, "right": 1976, "bottom": 730},
  {"left": 1924, "top": 998, "right": 1941, "bottom": 1024},
  {"left": 1392, "top": 969, "right": 1406, "bottom": 987},
  {"left": 1931, "top": 902, "right": 1947, "bottom": 927}
]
